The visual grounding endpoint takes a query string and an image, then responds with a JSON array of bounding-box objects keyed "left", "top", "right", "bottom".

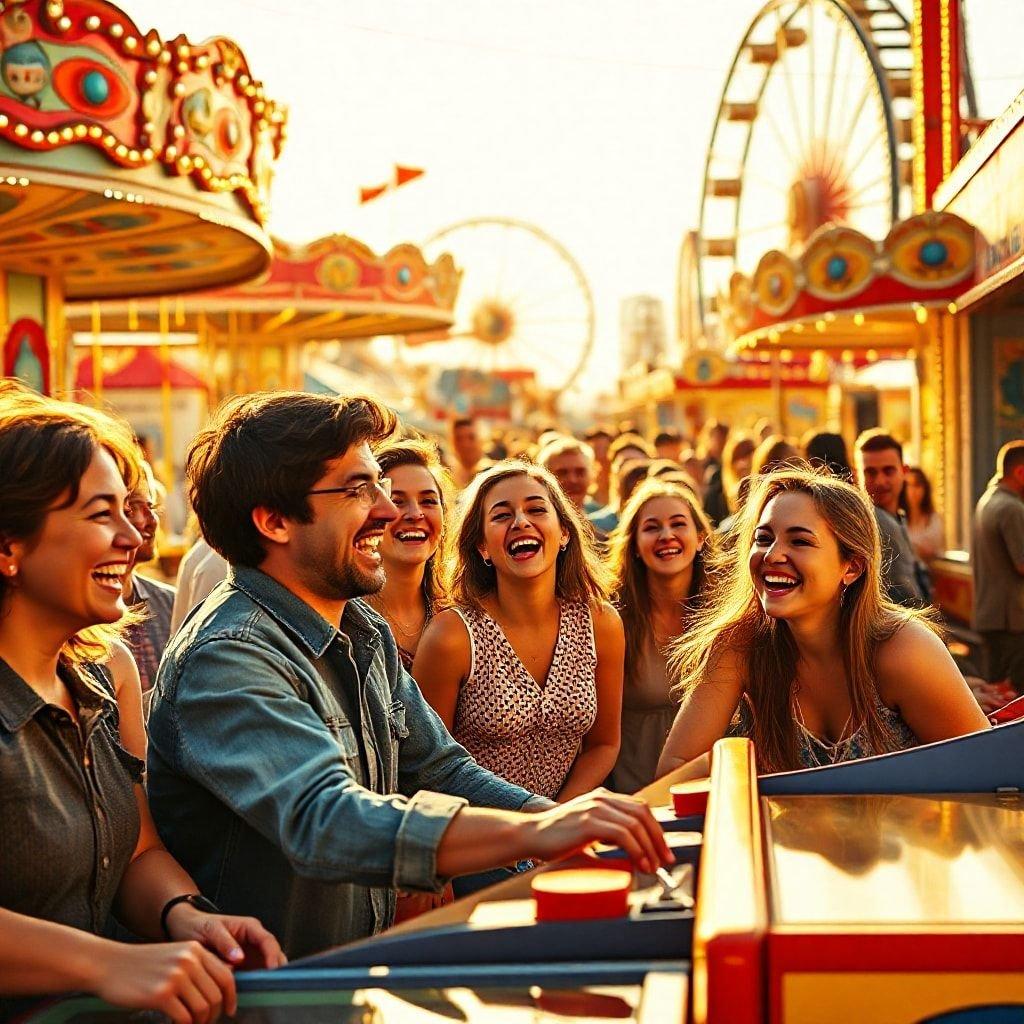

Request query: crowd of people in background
[{"left": 1, "top": 377, "right": 1020, "bottom": 1020}]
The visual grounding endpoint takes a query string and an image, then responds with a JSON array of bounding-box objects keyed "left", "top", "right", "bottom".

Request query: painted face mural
[{"left": 1, "top": 40, "right": 50, "bottom": 106}]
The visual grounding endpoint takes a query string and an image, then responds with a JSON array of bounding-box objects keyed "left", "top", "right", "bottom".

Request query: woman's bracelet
[{"left": 160, "top": 893, "right": 221, "bottom": 939}]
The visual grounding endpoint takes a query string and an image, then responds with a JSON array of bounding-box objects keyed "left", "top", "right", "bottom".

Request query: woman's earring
[
  {"left": 839, "top": 582, "right": 848, "bottom": 606},
  {"left": 481, "top": 554, "right": 492, "bottom": 567}
]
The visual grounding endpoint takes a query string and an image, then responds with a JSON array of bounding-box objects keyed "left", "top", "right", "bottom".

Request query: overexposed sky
[{"left": 126, "top": 1, "right": 1022, "bottom": 401}]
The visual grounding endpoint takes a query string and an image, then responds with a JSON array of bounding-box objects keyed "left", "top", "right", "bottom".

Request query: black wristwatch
[{"left": 160, "top": 893, "right": 221, "bottom": 938}]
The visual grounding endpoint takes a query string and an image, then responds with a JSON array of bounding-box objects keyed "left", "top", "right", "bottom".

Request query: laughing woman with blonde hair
[{"left": 657, "top": 467, "right": 987, "bottom": 779}]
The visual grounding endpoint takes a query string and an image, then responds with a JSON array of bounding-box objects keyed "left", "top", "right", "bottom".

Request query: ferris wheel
[
  {"left": 695, "top": 0, "right": 921, "bottom": 340},
  {"left": 418, "top": 217, "right": 595, "bottom": 393}
]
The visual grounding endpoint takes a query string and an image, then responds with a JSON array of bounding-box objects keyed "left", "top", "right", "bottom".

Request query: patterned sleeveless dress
[
  {"left": 728, "top": 693, "right": 918, "bottom": 769},
  {"left": 451, "top": 600, "right": 598, "bottom": 800}
]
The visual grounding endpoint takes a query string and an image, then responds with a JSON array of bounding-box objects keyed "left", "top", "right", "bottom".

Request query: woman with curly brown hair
[
  {"left": 657, "top": 467, "right": 987, "bottom": 779},
  {"left": 0, "top": 382, "right": 282, "bottom": 1021},
  {"left": 605, "top": 479, "right": 713, "bottom": 792},
  {"left": 414, "top": 460, "right": 625, "bottom": 804}
]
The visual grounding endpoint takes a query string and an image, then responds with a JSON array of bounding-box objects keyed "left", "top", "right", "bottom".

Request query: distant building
[{"left": 620, "top": 295, "right": 667, "bottom": 373}]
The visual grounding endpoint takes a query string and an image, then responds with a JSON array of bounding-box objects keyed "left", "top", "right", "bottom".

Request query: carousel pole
[
  {"left": 90, "top": 302, "right": 104, "bottom": 407},
  {"left": 158, "top": 298, "right": 174, "bottom": 487}
]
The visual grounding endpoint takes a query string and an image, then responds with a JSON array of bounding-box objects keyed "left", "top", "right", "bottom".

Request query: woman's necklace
[{"left": 370, "top": 595, "right": 426, "bottom": 640}]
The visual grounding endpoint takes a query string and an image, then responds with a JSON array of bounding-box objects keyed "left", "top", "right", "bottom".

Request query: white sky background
[{"left": 126, "top": 0, "right": 1022, "bottom": 404}]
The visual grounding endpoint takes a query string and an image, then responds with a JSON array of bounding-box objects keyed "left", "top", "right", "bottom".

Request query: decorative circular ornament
[
  {"left": 471, "top": 299, "right": 515, "bottom": 345},
  {"left": 318, "top": 252, "right": 361, "bottom": 293},
  {"left": 383, "top": 244, "right": 426, "bottom": 298},
  {"left": 753, "top": 250, "right": 799, "bottom": 317},
  {"left": 885, "top": 212, "right": 975, "bottom": 289},
  {"left": 52, "top": 58, "right": 130, "bottom": 118},
  {"left": 728, "top": 271, "right": 754, "bottom": 330},
  {"left": 802, "top": 226, "right": 876, "bottom": 300},
  {"left": 681, "top": 350, "right": 728, "bottom": 386}
]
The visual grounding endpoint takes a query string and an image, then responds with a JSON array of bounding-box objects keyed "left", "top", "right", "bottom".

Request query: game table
[{"left": 22, "top": 720, "right": 1024, "bottom": 1024}]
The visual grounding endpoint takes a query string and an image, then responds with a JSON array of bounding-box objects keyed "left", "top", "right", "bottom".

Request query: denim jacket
[{"left": 147, "top": 565, "right": 542, "bottom": 959}]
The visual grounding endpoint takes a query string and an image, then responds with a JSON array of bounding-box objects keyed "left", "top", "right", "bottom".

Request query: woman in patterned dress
[
  {"left": 367, "top": 439, "right": 452, "bottom": 671},
  {"left": 657, "top": 467, "right": 988, "bottom": 778},
  {"left": 414, "top": 460, "right": 625, "bottom": 804}
]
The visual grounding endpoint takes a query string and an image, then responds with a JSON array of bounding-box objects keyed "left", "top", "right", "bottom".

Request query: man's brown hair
[{"left": 188, "top": 390, "right": 395, "bottom": 567}]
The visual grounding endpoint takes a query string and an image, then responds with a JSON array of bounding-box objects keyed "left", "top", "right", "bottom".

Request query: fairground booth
[{"left": 65, "top": 234, "right": 461, "bottom": 494}]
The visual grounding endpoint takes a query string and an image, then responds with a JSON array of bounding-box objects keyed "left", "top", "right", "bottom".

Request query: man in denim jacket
[{"left": 148, "top": 391, "right": 669, "bottom": 960}]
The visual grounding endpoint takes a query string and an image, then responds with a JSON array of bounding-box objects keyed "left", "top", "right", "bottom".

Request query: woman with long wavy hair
[
  {"left": 606, "top": 479, "right": 713, "bottom": 792},
  {"left": 0, "top": 382, "right": 282, "bottom": 1021},
  {"left": 657, "top": 467, "right": 988, "bottom": 778},
  {"left": 366, "top": 438, "right": 452, "bottom": 671},
  {"left": 414, "top": 460, "right": 624, "bottom": 805}
]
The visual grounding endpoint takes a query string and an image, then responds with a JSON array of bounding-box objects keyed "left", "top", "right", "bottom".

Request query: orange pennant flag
[
  {"left": 394, "top": 165, "right": 425, "bottom": 187},
  {"left": 359, "top": 183, "right": 389, "bottom": 204}
]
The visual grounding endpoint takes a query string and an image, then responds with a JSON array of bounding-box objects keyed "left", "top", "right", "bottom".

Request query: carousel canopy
[
  {"left": 0, "top": 0, "right": 286, "bottom": 299},
  {"left": 67, "top": 234, "right": 462, "bottom": 342},
  {"left": 722, "top": 211, "right": 976, "bottom": 354}
]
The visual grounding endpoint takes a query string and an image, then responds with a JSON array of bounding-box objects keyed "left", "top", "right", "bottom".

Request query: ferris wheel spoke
[
  {"left": 492, "top": 223, "right": 514, "bottom": 300},
  {"left": 833, "top": 126, "right": 889, "bottom": 191},
  {"left": 738, "top": 219, "right": 791, "bottom": 241},
  {"left": 759, "top": 104, "right": 802, "bottom": 177},
  {"left": 806, "top": 5, "right": 817, "bottom": 153},
  {"left": 775, "top": 6, "right": 807, "bottom": 159},
  {"left": 831, "top": 78, "right": 875, "bottom": 175},
  {"left": 843, "top": 174, "right": 892, "bottom": 205},
  {"left": 818, "top": 7, "right": 842, "bottom": 145},
  {"left": 514, "top": 332, "right": 577, "bottom": 378},
  {"left": 515, "top": 316, "right": 588, "bottom": 329},
  {"left": 511, "top": 284, "right": 588, "bottom": 317},
  {"left": 743, "top": 170, "right": 792, "bottom": 194}
]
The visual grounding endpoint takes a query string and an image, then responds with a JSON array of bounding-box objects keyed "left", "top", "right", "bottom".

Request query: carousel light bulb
[
  {"left": 146, "top": 38, "right": 161, "bottom": 56},
  {"left": 0, "top": 114, "right": 8, "bottom": 127},
  {"left": 914, "top": 305, "right": 928, "bottom": 324},
  {"left": 85, "top": 14, "right": 100, "bottom": 29},
  {"left": 57, "top": 16, "right": 71, "bottom": 32},
  {"left": 124, "top": 36, "right": 138, "bottom": 50},
  {"left": 793, "top": 322, "right": 803, "bottom": 333},
  {"left": 30, "top": 129, "right": 43, "bottom": 142},
  {"left": 853, "top": 313, "right": 865, "bottom": 326},
  {"left": 947, "top": 302, "right": 957, "bottom": 315},
  {"left": 109, "top": 23, "right": 123, "bottom": 38},
  {"left": 74, "top": 124, "right": 87, "bottom": 138},
  {"left": 815, "top": 320, "right": 826, "bottom": 332},
  {"left": 144, "top": 69, "right": 158, "bottom": 84},
  {"left": 46, "top": 130, "right": 59, "bottom": 143}
]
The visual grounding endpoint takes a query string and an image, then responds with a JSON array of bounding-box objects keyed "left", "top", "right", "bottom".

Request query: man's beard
[{"left": 321, "top": 556, "right": 386, "bottom": 601}]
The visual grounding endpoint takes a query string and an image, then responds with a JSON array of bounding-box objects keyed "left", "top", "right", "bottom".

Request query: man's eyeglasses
[
  {"left": 125, "top": 499, "right": 163, "bottom": 519},
  {"left": 307, "top": 477, "right": 393, "bottom": 506}
]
